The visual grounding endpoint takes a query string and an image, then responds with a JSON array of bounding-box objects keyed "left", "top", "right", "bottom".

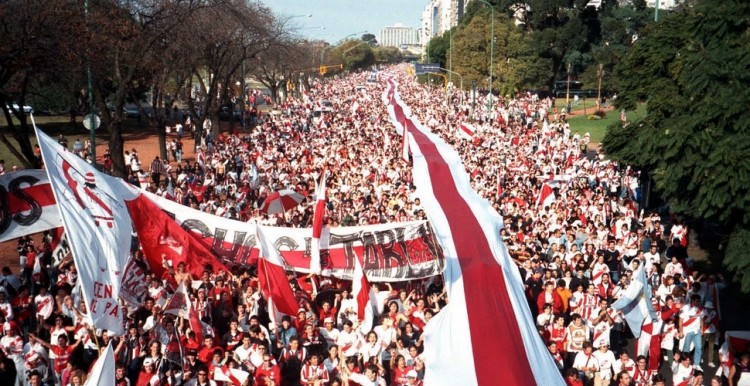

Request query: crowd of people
[{"left": 0, "top": 65, "right": 746, "bottom": 386}]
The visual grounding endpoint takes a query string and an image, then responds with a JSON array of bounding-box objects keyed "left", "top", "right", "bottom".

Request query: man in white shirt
[
  {"left": 593, "top": 341, "right": 616, "bottom": 385},
  {"left": 573, "top": 342, "right": 599, "bottom": 384},
  {"left": 679, "top": 294, "right": 705, "bottom": 367}
]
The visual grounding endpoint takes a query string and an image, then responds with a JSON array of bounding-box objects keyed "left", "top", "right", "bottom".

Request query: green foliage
[
  {"left": 336, "top": 41, "right": 375, "bottom": 71},
  {"left": 725, "top": 226, "right": 750, "bottom": 293},
  {"left": 372, "top": 46, "right": 403, "bottom": 64},
  {"left": 602, "top": 0, "right": 750, "bottom": 291},
  {"left": 449, "top": 12, "right": 552, "bottom": 94},
  {"left": 425, "top": 31, "right": 450, "bottom": 67}
]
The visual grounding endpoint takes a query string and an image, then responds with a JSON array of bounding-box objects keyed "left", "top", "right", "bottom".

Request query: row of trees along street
[
  {"left": 0, "top": 0, "right": 400, "bottom": 178},
  {"left": 426, "top": 0, "right": 750, "bottom": 292}
]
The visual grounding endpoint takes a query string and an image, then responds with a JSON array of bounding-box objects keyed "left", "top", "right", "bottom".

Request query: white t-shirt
[
  {"left": 593, "top": 350, "right": 616, "bottom": 379},
  {"left": 573, "top": 352, "right": 599, "bottom": 372},
  {"left": 679, "top": 305, "right": 704, "bottom": 335}
]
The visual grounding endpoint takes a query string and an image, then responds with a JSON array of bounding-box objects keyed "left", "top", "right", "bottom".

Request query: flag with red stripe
[
  {"left": 384, "top": 77, "right": 564, "bottom": 386},
  {"left": 257, "top": 226, "right": 299, "bottom": 318},
  {"left": 310, "top": 171, "right": 328, "bottom": 274},
  {"left": 352, "top": 252, "right": 374, "bottom": 332}
]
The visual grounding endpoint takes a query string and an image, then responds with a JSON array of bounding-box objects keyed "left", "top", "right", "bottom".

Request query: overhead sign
[{"left": 414, "top": 63, "right": 441, "bottom": 75}]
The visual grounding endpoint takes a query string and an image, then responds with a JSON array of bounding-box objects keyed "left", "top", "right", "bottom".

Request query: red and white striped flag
[
  {"left": 352, "top": 253, "right": 374, "bottom": 333},
  {"left": 717, "top": 331, "right": 750, "bottom": 377},
  {"left": 384, "top": 78, "right": 564, "bottom": 386},
  {"left": 456, "top": 122, "right": 475, "bottom": 140},
  {"left": 164, "top": 281, "right": 204, "bottom": 342},
  {"left": 310, "top": 171, "right": 328, "bottom": 274},
  {"left": 535, "top": 182, "right": 555, "bottom": 208},
  {"left": 257, "top": 226, "right": 299, "bottom": 322}
]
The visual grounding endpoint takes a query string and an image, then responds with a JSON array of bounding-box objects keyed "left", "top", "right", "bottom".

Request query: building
[
  {"left": 378, "top": 23, "right": 420, "bottom": 48},
  {"left": 420, "top": 0, "right": 468, "bottom": 46}
]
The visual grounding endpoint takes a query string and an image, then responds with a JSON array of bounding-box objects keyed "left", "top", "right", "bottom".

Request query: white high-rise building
[
  {"left": 378, "top": 24, "right": 420, "bottom": 48},
  {"left": 420, "top": 0, "right": 469, "bottom": 46}
]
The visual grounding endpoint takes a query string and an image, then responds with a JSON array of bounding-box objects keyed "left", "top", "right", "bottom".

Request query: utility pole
[
  {"left": 85, "top": 0, "right": 95, "bottom": 164},
  {"left": 566, "top": 62, "right": 572, "bottom": 112},
  {"left": 655, "top": 0, "right": 660, "bottom": 21},
  {"left": 478, "top": 0, "right": 494, "bottom": 111},
  {"left": 597, "top": 64, "right": 604, "bottom": 112}
]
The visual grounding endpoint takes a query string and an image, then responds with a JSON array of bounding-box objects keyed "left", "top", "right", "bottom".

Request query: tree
[
  {"left": 0, "top": 0, "right": 81, "bottom": 167},
  {"left": 602, "top": 0, "right": 750, "bottom": 291},
  {"left": 450, "top": 12, "right": 551, "bottom": 94},
  {"left": 361, "top": 33, "right": 377, "bottom": 45},
  {"left": 182, "top": 1, "right": 283, "bottom": 146},
  {"left": 336, "top": 40, "right": 375, "bottom": 71},
  {"left": 425, "top": 32, "right": 449, "bottom": 66}
]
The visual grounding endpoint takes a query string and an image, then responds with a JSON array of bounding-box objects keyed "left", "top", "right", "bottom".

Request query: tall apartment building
[
  {"left": 420, "top": 0, "right": 468, "bottom": 46},
  {"left": 378, "top": 24, "right": 420, "bottom": 48}
]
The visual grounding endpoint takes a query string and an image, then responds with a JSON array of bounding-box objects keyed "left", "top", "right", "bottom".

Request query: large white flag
[
  {"left": 35, "top": 125, "right": 135, "bottom": 334},
  {"left": 84, "top": 342, "right": 115, "bottom": 385}
]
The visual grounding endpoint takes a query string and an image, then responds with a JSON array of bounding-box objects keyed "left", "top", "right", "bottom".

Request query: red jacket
[{"left": 537, "top": 290, "right": 564, "bottom": 314}]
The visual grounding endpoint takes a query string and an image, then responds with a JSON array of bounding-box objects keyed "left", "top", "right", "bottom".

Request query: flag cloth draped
[
  {"left": 384, "top": 78, "right": 564, "bottom": 386},
  {"left": 352, "top": 252, "right": 374, "bottom": 333},
  {"left": 0, "top": 169, "right": 60, "bottom": 242},
  {"left": 456, "top": 122, "right": 475, "bottom": 140},
  {"left": 310, "top": 171, "right": 328, "bottom": 274},
  {"left": 536, "top": 182, "right": 556, "bottom": 208},
  {"left": 611, "top": 267, "right": 657, "bottom": 338},
  {"left": 125, "top": 193, "right": 230, "bottom": 285},
  {"left": 35, "top": 125, "right": 134, "bottom": 334},
  {"left": 84, "top": 342, "right": 115, "bottom": 386},
  {"left": 164, "top": 281, "right": 203, "bottom": 343},
  {"left": 717, "top": 330, "right": 750, "bottom": 377},
  {"left": 257, "top": 226, "right": 299, "bottom": 317}
]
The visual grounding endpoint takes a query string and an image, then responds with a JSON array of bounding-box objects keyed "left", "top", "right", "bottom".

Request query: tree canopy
[{"left": 602, "top": 0, "right": 750, "bottom": 291}]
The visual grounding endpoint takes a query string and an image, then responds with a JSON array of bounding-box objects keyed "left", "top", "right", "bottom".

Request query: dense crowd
[{"left": 0, "top": 66, "right": 746, "bottom": 386}]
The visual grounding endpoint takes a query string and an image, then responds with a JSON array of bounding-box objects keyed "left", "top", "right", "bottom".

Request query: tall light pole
[
  {"left": 449, "top": 28, "right": 453, "bottom": 86},
  {"left": 478, "top": 0, "right": 494, "bottom": 111},
  {"left": 85, "top": 0, "right": 95, "bottom": 164}
]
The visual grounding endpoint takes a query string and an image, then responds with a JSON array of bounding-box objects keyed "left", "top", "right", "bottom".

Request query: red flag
[
  {"left": 256, "top": 226, "right": 299, "bottom": 317},
  {"left": 535, "top": 183, "right": 555, "bottom": 208},
  {"left": 125, "top": 194, "right": 230, "bottom": 284},
  {"left": 352, "top": 253, "right": 374, "bottom": 332},
  {"left": 310, "top": 171, "right": 328, "bottom": 274}
]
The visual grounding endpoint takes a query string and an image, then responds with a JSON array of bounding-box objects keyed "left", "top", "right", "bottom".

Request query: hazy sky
[{"left": 263, "top": 0, "right": 426, "bottom": 43}]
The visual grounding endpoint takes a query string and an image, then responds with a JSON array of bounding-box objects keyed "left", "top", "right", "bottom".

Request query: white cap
[
  {"left": 704, "top": 301, "right": 714, "bottom": 309},
  {"left": 143, "top": 358, "right": 154, "bottom": 367},
  {"left": 406, "top": 370, "right": 418, "bottom": 378}
]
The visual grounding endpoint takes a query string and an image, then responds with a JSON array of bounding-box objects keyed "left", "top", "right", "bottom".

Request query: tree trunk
[
  {"left": 153, "top": 87, "right": 168, "bottom": 161},
  {"left": 109, "top": 118, "right": 127, "bottom": 178},
  {"left": 0, "top": 105, "right": 35, "bottom": 168}
]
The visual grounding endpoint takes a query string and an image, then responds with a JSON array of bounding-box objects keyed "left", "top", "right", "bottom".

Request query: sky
[{"left": 263, "top": 0, "right": 426, "bottom": 43}]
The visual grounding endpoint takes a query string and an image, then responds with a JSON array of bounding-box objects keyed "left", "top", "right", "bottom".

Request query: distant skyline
[{"left": 263, "top": 0, "right": 425, "bottom": 43}]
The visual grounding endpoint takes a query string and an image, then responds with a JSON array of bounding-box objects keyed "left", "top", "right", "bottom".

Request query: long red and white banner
[
  {"left": 383, "top": 74, "right": 564, "bottom": 386},
  {"left": 0, "top": 171, "right": 444, "bottom": 282},
  {"left": 0, "top": 170, "right": 61, "bottom": 242},
  {"left": 145, "top": 192, "right": 444, "bottom": 282}
]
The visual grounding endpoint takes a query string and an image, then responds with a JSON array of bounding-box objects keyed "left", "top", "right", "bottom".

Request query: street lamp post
[
  {"left": 478, "top": 0, "right": 494, "bottom": 111},
  {"left": 471, "top": 81, "right": 477, "bottom": 122},
  {"left": 566, "top": 62, "right": 572, "bottom": 113},
  {"left": 84, "top": 0, "right": 95, "bottom": 164}
]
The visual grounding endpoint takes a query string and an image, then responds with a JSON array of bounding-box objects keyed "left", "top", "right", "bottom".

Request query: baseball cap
[{"left": 406, "top": 370, "right": 418, "bottom": 378}]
